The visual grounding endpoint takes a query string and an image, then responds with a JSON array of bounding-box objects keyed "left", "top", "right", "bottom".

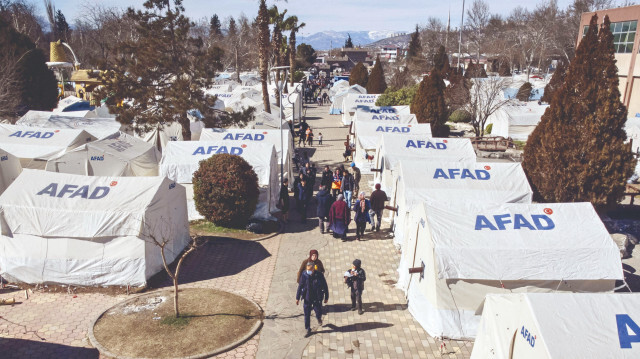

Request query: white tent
[
  {"left": 390, "top": 161, "right": 533, "bottom": 249},
  {"left": 485, "top": 104, "right": 548, "bottom": 140},
  {"left": 373, "top": 135, "right": 477, "bottom": 192},
  {"left": 17, "top": 111, "right": 122, "bottom": 139},
  {"left": 329, "top": 80, "right": 350, "bottom": 98},
  {"left": 0, "top": 124, "right": 96, "bottom": 169},
  {"left": 398, "top": 201, "right": 622, "bottom": 340},
  {"left": 341, "top": 94, "right": 381, "bottom": 125},
  {"left": 132, "top": 122, "right": 183, "bottom": 152},
  {"left": 0, "top": 148, "right": 21, "bottom": 195},
  {"left": 0, "top": 169, "right": 189, "bottom": 286},
  {"left": 45, "top": 132, "right": 161, "bottom": 177},
  {"left": 353, "top": 122, "right": 429, "bottom": 174},
  {"left": 473, "top": 293, "right": 640, "bottom": 358},
  {"left": 352, "top": 105, "right": 412, "bottom": 123},
  {"left": 626, "top": 125, "right": 640, "bottom": 153},
  {"left": 200, "top": 128, "right": 293, "bottom": 187},
  {"left": 159, "top": 141, "right": 278, "bottom": 221},
  {"left": 249, "top": 110, "right": 289, "bottom": 130},
  {"left": 329, "top": 84, "right": 366, "bottom": 115}
]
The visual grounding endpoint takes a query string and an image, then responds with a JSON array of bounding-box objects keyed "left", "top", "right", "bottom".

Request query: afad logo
[
  {"left": 475, "top": 209, "right": 555, "bottom": 231},
  {"left": 376, "top": 126, "right": 410, "bottom": 133},
  {"left": 222, "top": 133, "right": 265, "bottom": 141},
  {"left": 434, "top": 167, "right": 490, "bottom": 180},
  {"left": 192, "top": 145, "right": 244, "bottom": 155},
  {"left": 371, "top": 114, "right": 400, "bottom": 121},
  {"left": 0, "top": 155, "right": 7, "bottom": 161},
  {"left": 9, "top": 130, "right": 58, "bottom": 139},
  {"left": 368, "top": 107, "right": 397, "bottom": 114},
  {"left": 406, "top": 139, "right": 447, "bottom": 150},
  {"left": 520, "top": 326, "right": 536, "bottom": 348},
  {"left": 617, "top": 314, "right": 640, "bottom": 349},
  {"left": 90, "top": 156, "right": 104, "bottom": 161},
  {"left": 36, "top": 182, "right": 112, "bottom": 199},
  {"left": 169, "top": 182, "right": 176, "bottom": 190}
]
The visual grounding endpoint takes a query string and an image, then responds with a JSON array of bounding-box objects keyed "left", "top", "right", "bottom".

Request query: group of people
[
  {"left": 295, "top": 250, "right": 367, "bottom": 337},
  {"left": 297, "top": 120, "right": 322, "bottom": 147}
]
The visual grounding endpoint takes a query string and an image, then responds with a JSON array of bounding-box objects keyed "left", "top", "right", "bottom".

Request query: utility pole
[
  {"left": 446, "top": 2, "right": 451, "bottom": 50},
  {"left": 457, "top": 0, "right": 465, "bottom": 71}
]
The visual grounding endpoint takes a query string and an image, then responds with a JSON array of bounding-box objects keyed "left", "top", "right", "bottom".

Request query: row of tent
[{"left": 348, "top": 104, "right": 637, "bottom": 356}]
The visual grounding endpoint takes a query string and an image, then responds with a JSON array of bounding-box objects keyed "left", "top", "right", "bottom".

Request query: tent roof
[
  {"left": 67, "top": 132, "right": 157, "bottom": 161},
  {"left": 355, "top": 105, "right": 412, "bottom": 115},
  {"left": 342, "top": 94, "right": 380, "bottom": 112},
  {"left": 419, "top": 201, "right": 622, "bottom": 281},
  {"left": 356, "top": 123, "right": 430, "bottom": 151},
  {"left": 0, "top": 169, "right": 175, "bottom": 238},
  {"left": 200, "top": 128, "right": 290, "bottom": 164},
  {"left": 0, "top": 124, "right": 96, "bottom": 159},
  {"left": 17, "top": 112, "right": 121, "bottom": 139},
  {"left": 379, "top": 135, "right": 477, "bottom": 167}
]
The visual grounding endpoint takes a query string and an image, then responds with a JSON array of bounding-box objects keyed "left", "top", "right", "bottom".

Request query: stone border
[
  {"left": 88, "top": 289, "right": 264, "bottom": 359},
  {"left": 249, "top": 220, "right": 284, "bottom": 242}
]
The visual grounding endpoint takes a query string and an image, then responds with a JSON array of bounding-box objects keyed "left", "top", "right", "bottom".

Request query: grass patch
[
  {"left": 190, "top": 220, "right": 247, "bottom": 234},
  {"left": 161, "top": 313, "right": 193, "bottom": 327},
  {"left": 513, "top": 140, "right": 526, "bottom": 150}
]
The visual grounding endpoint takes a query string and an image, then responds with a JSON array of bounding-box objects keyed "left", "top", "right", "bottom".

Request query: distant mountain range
[
  {"left": 364, "top": 33, "right": 412, "bottom": 49},
  {"left": 302, "top": 30, "right": 406, "bottom": 50}
]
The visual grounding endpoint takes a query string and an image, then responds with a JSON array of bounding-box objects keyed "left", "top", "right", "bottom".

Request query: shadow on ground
[
  {"left": 0, "top": 338, "right": 99, "bottom": 359},
  {"left": 313, "top": 322, "right": 394, "bottom": 334}
]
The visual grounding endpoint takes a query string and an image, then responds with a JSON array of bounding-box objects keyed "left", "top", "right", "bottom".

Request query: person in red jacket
[{"left": 329, "top": 194, "right": 351, "bottom": 240}]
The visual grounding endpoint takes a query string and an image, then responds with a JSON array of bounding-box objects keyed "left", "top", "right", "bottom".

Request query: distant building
[
  {"left": 375, "top": 46, "right": 405, "bottom": 63},
  {"left": 578, "top": 5, "right": 640, "bottom": 116},
  {"left": 325, "top": 48, "right": 374, "bottom": 73}
]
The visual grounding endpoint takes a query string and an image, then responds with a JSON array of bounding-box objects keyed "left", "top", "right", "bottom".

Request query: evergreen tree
[
  {"left": 349, "top": 62, "right": 368, "bottom": 88},
  {"left": 411, "top": 71, "right": 449, "bottom": 137},
  {"left": 522, "top": 15, "right": 636, "bottom": 208},
  {"left": 344, "top": 33, "right": 353, "bottom": 48},
  {"left": 0, "top": 18, "right": 58, "bottom": 114},
  {"left": 209, "top": 14, "right": 222, "bottom": 38},
  {"left": 296, "top": 43, "right": 316, "bottom": 68},
  {"left": 432, "top": 45, "right": 450, "bottom": 79},
  {"left": 498, "top": 60, "right": 511, "bottom": 76},
  {"left": 541, "top": 61, "right": 566, "bottom": 103},
  {"left": 97, "top": 0, "right": 251, "bottom": 139},
  {"left": 283, "top": 15, "right": 305, "bottom": 86},
  {"left": 366, "top": 55, "right": 387, "bottom": 94},
  {"left": 228, "top": 17, "right": 237, "bottom": 38},
  {"left": 257, "top": 0, "right": 271, "bottom": 113},
  {"left": 516, "top": 82, "right": 533, "bottom": 102},
  {"left": 407, "top": 25, "right": 422, "bottom": 60},
  {"left": 54, "top": 10, "right": 69, "bottom": 41}
]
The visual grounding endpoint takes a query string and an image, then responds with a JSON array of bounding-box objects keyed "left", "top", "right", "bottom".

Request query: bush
[
  {"left": 516, "top": 82, "right": 533, "bottom": 102},
  {"left": 292, "top": 71, "right": 305, "bottom": 83},
  {"left": 375, "top": 85, "right": 418, "bottom": 106},
  {"left": 485, "top": 123, "right": 493, "bottom": 135},
  {"left": 193, "top": 153, "right": 260, "bottom": 228},
  {"left": 449, "top": 109, "right": 472, "bottom": 123}
]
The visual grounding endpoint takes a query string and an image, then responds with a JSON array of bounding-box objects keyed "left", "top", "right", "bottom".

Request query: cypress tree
[
  {"left": 407, "top": 25, "right": 422, "bottom": 60},
  {"left": 432, "top": 45, "right": 450, "bottom": 79},
  {"left": 522, "top": 15, "right": 636, "bottom": 208},
  {"left": 349, "top": 62, "right": 368, "bottom": 88},
  {"left": 516, "top": 82, "right": 533, "bottom": 102},
  {"left": 209, "top": 14, "right": 222, "bottom": 38},
  {"left": 541, "top": 61, "right": 566, "bottom": 103},
  {"left": 366, "top": 55, "right": 387, "bottom": 94},
  {"left": 411, "top": 71, "right": 449, "bottom": 137},
  {"left": 344, "top": 34, "right": 353, "bottom": 48}
]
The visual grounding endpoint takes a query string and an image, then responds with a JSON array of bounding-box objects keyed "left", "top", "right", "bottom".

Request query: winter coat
[
  {"left": 341, "top": 173, "right": 355, "bottom": 192},
  {"left": 353, "top": 199, "right": 372, "bottom": 224},
  {"left": 320, "top": 170, "right": 333, "bottom": 187},
  {"left": 345, "top": 267, "right": 366, "bottom": 291},
  {"left": 329, "top": 200, "right": 351, "bottom": 225},
  {"left": 370, "top": 189, "right": 388, "bottom": 211},
  {"left": 351, "top": 167, "right": 361, "bottom": 185},
  {"left": 296, "top": 258, "right": 326, "bottom": 283},
  {"left": 296, "top": 270, "right": 329, "bottom": 302},
  {"left": 297, "top": 183, "right": 312, "bottom": 202},
  {"left": 316, "top": 189, "right": 333, "bottom": 218},
  {"left": 279, "top": 184, "right": 290, "bottom": 211}
]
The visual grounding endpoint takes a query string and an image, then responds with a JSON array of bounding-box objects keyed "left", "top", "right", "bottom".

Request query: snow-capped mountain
[{"left": 303, "top": 30, "right": 405, "bottom": 50}]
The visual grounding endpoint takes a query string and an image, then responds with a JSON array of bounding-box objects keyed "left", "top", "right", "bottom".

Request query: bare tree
[
  {"left": 0, "top": 55, "right": 20, "bottom": 119},
  {"left": 466, "top": 0, "right": 491, "bottom": 60},
  {"left": 463, "top": 77, "right": 515, "bottom": 136}
]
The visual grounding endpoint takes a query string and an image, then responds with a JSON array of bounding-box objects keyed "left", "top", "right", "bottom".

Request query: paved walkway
[{"left": 256, "top": 103, "right": 472, "bottom": 359}]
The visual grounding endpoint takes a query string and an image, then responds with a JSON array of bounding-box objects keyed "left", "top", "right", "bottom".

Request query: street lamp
[{"left": 270, "top": 66, "right": 289, "bottom": 186}]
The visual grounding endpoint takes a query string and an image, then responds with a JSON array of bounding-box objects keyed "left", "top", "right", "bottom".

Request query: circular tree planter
[{"left": 89, "top": 288, "right": 262, "bottom": 359}]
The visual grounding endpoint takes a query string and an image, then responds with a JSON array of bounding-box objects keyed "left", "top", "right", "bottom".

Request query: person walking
[
  {"left": 331, "top": 168, "right": 342, "bottom": 199},
  {"left": 350, "top": 162, "right": 361, "bottom": 197},
  {"left": 316, "top": 185, "right": 333, "bottom": 234},
  {"left": 320, "top": 166, "right": 333, "bottom": 189},
  {"left": 279, "top": 178, "right": 290, "bottom": 224},
  {"left": 369, "top": 183, "right": 387, "bottom": 232},
  {"left": 302, "top": 162, "right": 316, "bottom": 189},
  {"left": 344, "top": 259, "right": 366, "bottom": 315},
  {"left": 296, "top": 249, "right": 326, "bottom": 283},
  {"left": 296, "top": 261, "right": 329, "bottom": 337},
  {"left": 352, "top": 192, "right": 371, "bottom": 241},
  {"left": 297, "top": 178, "right": 312, "bottom": 223},
  {"left": 318, "top": 132, "right": 323, "bottom": 145},
  {"left": 340, "top": 169, "right": 355, "bottom": 205},
  {"left": 307, "top": 128, "right": 314, "bottom": 147},
  {"left": 329, "top": 194, "right": 350, "bottom": 240}
]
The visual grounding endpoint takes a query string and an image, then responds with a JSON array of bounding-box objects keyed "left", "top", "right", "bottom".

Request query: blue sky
[{"left": 51, "top": 0, "right": 576, "bottom": 34}]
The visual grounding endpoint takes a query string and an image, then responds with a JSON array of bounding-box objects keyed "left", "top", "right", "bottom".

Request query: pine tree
[
  {"left": 411, "top": 71, "right": 449, "bottom": 137},
  {"left": 541, "top": 61, "right": 566, "bottom": 103},
  {"left": 498, "top": 60, "right": 511, "bottom": 76},
  {"left": 97, "top": 0, "right": 251, "bottom": 139},
  {"left": 257, "top": 0, "right": 271, "bottom": 113},
  {"left": 366, "top": 55, "right": 387, "bottom": 94},
  {"left": 209, "top": 14, "right": 222, "bottom": 38},
  {"left": 516, "top": 82, "right": 532, "bottom": 102},
  {"left": 349, "top": 62, "right": 368, "bottom": 88},
  {"left": 344, "top": 33, "right": 353, "bottom": 48},
  {"left": 432, "top": 45, "right": 450, "bottom": 79},
  {"left": 407, "top": 25, "right": 422, "bottom": 60},
  {"left": 522, "top": 15, "right": 636, "bottom": 208},
  {"left": 54, "top": 10, "right": 69, "bottom": 41}
]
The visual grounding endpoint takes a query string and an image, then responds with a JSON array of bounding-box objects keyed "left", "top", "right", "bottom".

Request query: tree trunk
[
  {"left": 173, "top": 278, "right": 180, "bottom": 317},
  {"left": 235, "top": 46, "right": 240, "bottom": 83},
  {"left": 258, "top": 0, "right": 271, "bottom": 114},
  {"left": 289, "top": 35, "right": 296, "bottom": 86}
]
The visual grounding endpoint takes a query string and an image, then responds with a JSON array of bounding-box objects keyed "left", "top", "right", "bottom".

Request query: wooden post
[
  {"left": 370, "top": 168, "right": 382, "bottom": 173},
  {"left": 408, "top": 267, "right": 423, "bottom": 274},
  {"left": 385, "top": 205, "right": 398, "bottom": 212}
]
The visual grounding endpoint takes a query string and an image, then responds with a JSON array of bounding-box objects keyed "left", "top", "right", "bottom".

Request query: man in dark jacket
[
  {"left": 316, "top": 185, "right": 333, "bottom": 233},
  {"left": 320, "top": 166, "right": 333, "bottom": 188},
  {"left": 369, "top": 183, "right": 388, "bottom": 232},
  {"left": 340, "top": 170, "right": 355, "bottom": 205},
  {"left": 296, "top": 262, "right": 329, "bottom": 337},
  {"left": 344, "top": 259, "right": 366, "bottom": 314},
  {"left": 297, "top": 178, "right": 312, "bottom": 223}
]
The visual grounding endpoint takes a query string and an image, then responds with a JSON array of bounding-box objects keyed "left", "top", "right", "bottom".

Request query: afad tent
[
  {"left": 352, "top": 105, "right": 412, "bottom": 123},
  {"left": 390, "top": 161, "right": 532, "bottom": 249},
  {"left": 45, "top": 132, "right": 161, "bottom": 176},
  {"left": 132, "top": 122, "right": 183, "bottom": 152},
  {"left": 329, "top": 84, "right": 366, "bottom": 115},
  {"left": 200, "top": 128, "right": 293, "bottom": 188},
  {"left": 0, "top": 124, "right": 96, "bottom": 169},
  {"left": 472, "top": 293, "right": 640, "bottom": 359},
  {"left": 159, "top": 141, "right": 278, "bottom": 221},
  {"left": 0, "top": 148, "right": 21, "bottom": 195},
  {"left": 398, "top": 201, "right": 622, "bottom": 340},
  {"left": 17, "top": 111, "right": 122, "bottom": 139},
  {"left": 373, "top": 135, "right": 477, "bottom": 192},
  {"left": 353, "top": 122, "right": 429, "bottom": 174},
  {"left": 341, "top": 94, "right": 381, "bottom": 126},
  {"left": 0, "top": 170, "right": 189, "bottom": 286},
  {"left": 485, "top": 103, "right": 548, "bottom": 141}
]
